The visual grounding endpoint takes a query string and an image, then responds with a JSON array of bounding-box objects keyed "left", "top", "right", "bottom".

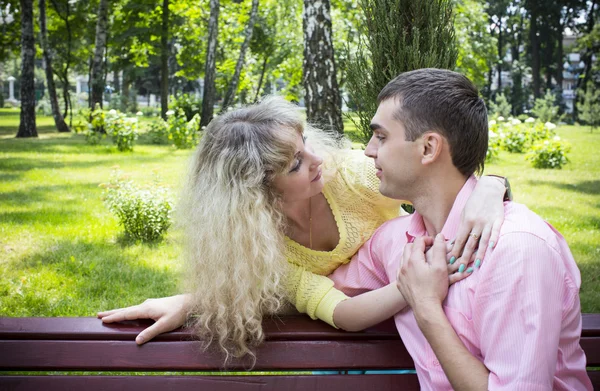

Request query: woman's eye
[
  {"left": 376, "top": 135, "right": 385, "bottom": 141},
  {"left": 289, "top": 159, "right": 302, "bottom": 173}
]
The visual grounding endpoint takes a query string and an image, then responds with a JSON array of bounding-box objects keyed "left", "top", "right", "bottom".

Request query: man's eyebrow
[{"left": 370, "top": 123, "right": 386, "bottom": 133}]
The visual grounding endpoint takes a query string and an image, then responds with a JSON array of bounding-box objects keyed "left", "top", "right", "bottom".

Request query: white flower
[
  {"left": 166, "top": 110, "right": 175, "bottom": 116},
  {"left": 108, "top": 109, "right": 117, "bottom": 115},
  {"left": 525, "top": 117, "right": 535, "bottom": 123},
  {"left": 553, "top": 136, "right": 561, "bottom": 141},
  {"left": 497, "top": 116, "right": 505, "bottom": 121},
  {"left": 511, "top": 119, "right": 522, "bottom": 125},
  {"left": 545, "top": 122, "right": 556, "bottom": 130},
  {"left": 136, "top": 111, "right": 143, "bottom": 116},
  {"left": 488, "top": 120, "right": 497, "bottom": 126}
]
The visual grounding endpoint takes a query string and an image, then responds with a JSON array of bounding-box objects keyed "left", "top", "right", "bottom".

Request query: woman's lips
[{"left": 312, "top": 169, "right": 322, "bottom": 182}]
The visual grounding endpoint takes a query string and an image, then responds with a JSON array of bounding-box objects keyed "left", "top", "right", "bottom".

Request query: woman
[{"left": 98, "top": 97, "right": 506, "bottom": 361}]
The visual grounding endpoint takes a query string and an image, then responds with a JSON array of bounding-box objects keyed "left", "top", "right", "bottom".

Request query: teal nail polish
[
  {"left": 449, "top": 256, "right": 456, "bottom": 265},
  {"left": 475, "top": 259, "right": 481, "bottom": 268},
  {"left": 466, "top": 267, "right": 473, "bottom": 273},
  {"left": 458, "top": 264, "right": 465, "bottom": 273},
  {"left": 489, "top": 241, "right": 495, "bottom": 248}
]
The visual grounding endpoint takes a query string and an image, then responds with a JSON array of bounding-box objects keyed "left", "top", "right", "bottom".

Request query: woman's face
[{"left": 272, "top": 133, "right": 324, "bottom": 202}]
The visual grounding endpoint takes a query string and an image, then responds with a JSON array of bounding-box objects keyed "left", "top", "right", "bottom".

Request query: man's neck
[{"left": 411, "top": 173, "right": 468, "bottom": 237}]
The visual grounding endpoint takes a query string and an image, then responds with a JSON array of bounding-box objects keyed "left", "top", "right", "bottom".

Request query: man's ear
[{"left": 420, "top": 132, "right": 444, "bottom": 166}]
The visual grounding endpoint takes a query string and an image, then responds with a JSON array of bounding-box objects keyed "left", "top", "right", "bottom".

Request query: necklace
[{"left": 309, "top": 197, "right": 313, "bottom": 249}]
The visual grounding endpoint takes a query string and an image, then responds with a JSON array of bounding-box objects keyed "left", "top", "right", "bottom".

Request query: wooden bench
[{"left": 1, "top": 314, "right": 599, "bottom": 390}]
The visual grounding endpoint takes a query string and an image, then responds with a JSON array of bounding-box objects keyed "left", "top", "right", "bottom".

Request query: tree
[
  {"left": 200, "top": 0, "right": 219, "bottom": 128},
  {"left": 345, "top": 0, "right": 457, "bottom": 143},
  {"left": 16, "top": 0, "right": 37, "bottom": 138},
  {"left": 578, "top": 81, "right": 600, "bottom": 132},
  {"left": 90, "top": 0, "right": 109, "bottom": 111},
  {"left": 221, "top": 0, "right": 259, "bottom": 111},
  {"left": 160, "top": 0, "right": 169, "bottom": 119},
  {"left": 302, "top": 0, "right": 343, "bottom": 133},
  {"left": 39, "top": 0, "right": 70, "bottom": 132}
]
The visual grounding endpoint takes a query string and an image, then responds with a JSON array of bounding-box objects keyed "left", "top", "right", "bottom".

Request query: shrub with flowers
[
  {"left": 105, "top": 110, "right": 139, "bottom": 152},
  {"left": 85, "top": 104, "right": 107, "bottom": 145},
  {"left": 147, "top": 117, "right": 169, "bottom": 145},
  {"left": 101, "top": 169, "right": 174, "bottom": 242},
  {"left": 526, "top": 136, "right": 571, "bottom": 169},
  {"left": 166, "top": 109, "right": 200, "bottom": 149}
]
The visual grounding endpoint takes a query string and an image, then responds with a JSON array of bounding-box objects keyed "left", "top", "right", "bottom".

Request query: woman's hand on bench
[{"left": 97, "top": 294, "right": 190, "bottom": 344}]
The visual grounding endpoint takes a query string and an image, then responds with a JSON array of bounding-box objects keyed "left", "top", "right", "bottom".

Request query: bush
[
  {"left": 489, "top": 93, "right": 512, "bottom": 118},
  {"left": 84, "top": 106, "right": 106, "bottom": 145},
  {"left": 147, "top": 118, "right": 169, "bottom": 145},
  {"left": 531, "top": 90, "right": 562, "bottom": 123},
  {"left": 526, "top": 137, "right": 570, "bottom": 169},
  {"left": 102, "top": 170, "right": 174, "bottom": 242},
  {"left": 105, "top": 110, "right": 139, "bottom": 152},
  {"left": 170, "top": 94, "right": 201, "bottom": 121},
  {"left": 141, "top": 106, "right": 161, "bottom": 117},
  {"left": 167, "top": 109, "right": 199, "bottom": 149},
  {"left": 502, "top": 125, "right": 529, "bottom": 153}
]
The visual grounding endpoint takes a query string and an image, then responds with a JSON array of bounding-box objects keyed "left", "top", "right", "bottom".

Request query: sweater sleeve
[{"left": 285, "top": 262, "right": 349, "bottom": 328}]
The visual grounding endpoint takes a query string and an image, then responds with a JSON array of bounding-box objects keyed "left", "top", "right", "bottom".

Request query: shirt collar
[{"left": 406, "top": 176, "right": 478, "bottom": 243}]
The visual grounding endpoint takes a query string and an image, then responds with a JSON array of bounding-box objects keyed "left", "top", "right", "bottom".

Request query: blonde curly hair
[{"left": 179, "top": 96, "right": 342, "bottom": 363}]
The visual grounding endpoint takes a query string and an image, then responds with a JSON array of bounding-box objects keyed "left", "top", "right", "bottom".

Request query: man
[{"left": 329, "top": 68, "right": 592, "bottom": 390}]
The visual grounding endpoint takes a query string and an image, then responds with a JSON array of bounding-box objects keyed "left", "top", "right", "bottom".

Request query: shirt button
[{"left": 432, "top": 360, "right": 440, "bottom": 367}]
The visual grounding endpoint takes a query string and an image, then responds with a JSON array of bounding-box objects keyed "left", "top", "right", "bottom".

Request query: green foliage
[
  {"left": 147, "top": 117, "right": 169, "bottom": 144},
  {"left": 531, "top": 90, "right": 562, "bottom": 123},
  {"left": 166, "top": 109, "right": 199, "bottom": 149},
  {"left": 169, "top": 94, "right": 201, "bottom": 121},
  {"left": 105, "top": 110, "right": 139, "bottom": 152},
  {"left": 345, "top": 0, "right": 457, "bottom": 143},
  {"left": 577, "top": 81, "right": 600, "bottom": 132},
  {"left": 526, "top": 137, "right": 571, "bottom": 169},
  {"left": 454, "top": 0, "right": 497, "bottom": 92},
  {"left": 489, "top": 93, "right": 512, "bottom": 118},
  {"left": 102, "top": 170, "right": 173, "bottom": 243}
]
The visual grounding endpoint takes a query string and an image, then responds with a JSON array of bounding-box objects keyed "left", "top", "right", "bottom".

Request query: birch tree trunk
[
  {"left": 200, "top": 0, "right": 220, "bottom": 128},
  {"left": 90, "top": 0, "right": 109, "bottom": 111},
  {"left": 221, "top": 0, "right": 259, "bottom": 111},
  {"left": 160, "top": 0, "right": 169, "bottom": 119},
  {"left": 40, "top": 0, "right": 69, "bottom": 132},
  {"left": 16, "top": 0, "right": 37, "bottom": 138},
  {"left": 302, "top": 0, "right": 343, "bottom": 134}
]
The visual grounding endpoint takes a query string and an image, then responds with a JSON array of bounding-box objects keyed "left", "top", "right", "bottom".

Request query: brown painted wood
[
  {"left": 0, "top": 339, "right": 415, "bottom": 371},
  {"left": 0, "top": 375, "right": 422, "bottom": 391},
  {"left": 0, "top": 316, "right": 399, "bottom": 341}
]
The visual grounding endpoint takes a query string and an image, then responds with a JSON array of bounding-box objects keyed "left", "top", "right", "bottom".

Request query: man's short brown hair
[{"left": 377, "top": 68, "right": 488, "bottom": 177}]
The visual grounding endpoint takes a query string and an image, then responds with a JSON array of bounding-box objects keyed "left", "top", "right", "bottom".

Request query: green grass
[{"left": 1, "top": 109, "right": 599, "bottom": 316}]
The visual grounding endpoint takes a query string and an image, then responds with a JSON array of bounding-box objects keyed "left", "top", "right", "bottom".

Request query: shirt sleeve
[
  {"left": 285, "top": 262, "right": 349, "bottom": 328},
  {"left": 472, "top": 233, "right": 578, "bottom": 390},
  {"left": 329, "top": 225, "right": 390, "bottom": 297}
]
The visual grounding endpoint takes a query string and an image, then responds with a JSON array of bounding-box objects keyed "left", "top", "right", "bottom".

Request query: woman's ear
[{"left": 420, "top": 132, "right": 444, "bottom": 166}]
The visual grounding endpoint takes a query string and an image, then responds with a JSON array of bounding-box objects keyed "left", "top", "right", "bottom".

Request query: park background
[{"left": 0, "top": 0, "right": 599, "bottom": 317}]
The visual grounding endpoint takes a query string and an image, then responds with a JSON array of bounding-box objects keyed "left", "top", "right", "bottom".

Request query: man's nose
[{"left": 364, "top": 138, "right": 377, "bottom": 158}]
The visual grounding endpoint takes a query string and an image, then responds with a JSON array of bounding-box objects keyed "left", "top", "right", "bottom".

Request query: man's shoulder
[{"left": 501, "top": 202, "right": 562, "bottom": 245}]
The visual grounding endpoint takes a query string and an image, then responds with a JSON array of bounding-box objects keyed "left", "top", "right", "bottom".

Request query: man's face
[{"left": 364, "top": 99, "right": 421, "bottom": 200}]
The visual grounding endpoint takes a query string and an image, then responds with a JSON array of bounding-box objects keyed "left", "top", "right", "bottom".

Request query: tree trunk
[
  {"left": 39, "top": 0, "right": 69, "bottom": 132},
  {"left": 302, "top": 0, "right": 343, "bottom": 133},
  {"left": 160, "top": 0, "right": 169, "bottom": 119},
  {"left": 529, "top": 7, "right": 541, "bottom": 98},
  {"left": 221, "top": 0, "right": 259, "bottom": 111},
  {"left": 90, "top": 0, "right": 109, "bottom": 110},
  {"left": 254, "top": 54, "right": 269, "bottom": 102},
  {"left": 497, "top": 21, "right": 503, "bottom": 93},
  {"left": 16, "top": 0, "right": 37, "bottom": 138},
  {"left": 200, "top": 0, "right": 220, "bottom": 128}
]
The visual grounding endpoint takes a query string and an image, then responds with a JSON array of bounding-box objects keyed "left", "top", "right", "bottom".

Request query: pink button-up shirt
[{"left": 329, "top": 176, "right": 592, "bottom": 390}]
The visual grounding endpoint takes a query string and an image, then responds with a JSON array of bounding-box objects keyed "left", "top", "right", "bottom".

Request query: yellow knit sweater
[{"left": 284, "top": 150, "right": 403, "bottom": 327}]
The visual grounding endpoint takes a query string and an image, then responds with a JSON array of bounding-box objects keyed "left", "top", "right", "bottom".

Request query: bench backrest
[{"left": 1, "top": 314, "right": 599, "bottom": 390}]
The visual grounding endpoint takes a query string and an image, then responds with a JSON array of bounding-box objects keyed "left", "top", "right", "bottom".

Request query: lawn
[{"left": 1, "top": 108, "right": 599, "bottom": 316}]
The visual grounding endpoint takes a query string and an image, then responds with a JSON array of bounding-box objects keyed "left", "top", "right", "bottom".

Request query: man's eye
[{"left": 376, "top": 135, "right": 385, "bottom": 141}]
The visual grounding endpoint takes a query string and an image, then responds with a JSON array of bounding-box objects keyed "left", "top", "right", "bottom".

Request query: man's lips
[{"left": 375, "top": 165, "right": 382, "bottom": 178}]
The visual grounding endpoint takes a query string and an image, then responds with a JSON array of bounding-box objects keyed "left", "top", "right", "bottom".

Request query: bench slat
[
  {"left": 0, "top": 375, "right": 422, "bottom": 391},
  {"left": 0, "top": 339, "right": 416, "bottom": 371}
]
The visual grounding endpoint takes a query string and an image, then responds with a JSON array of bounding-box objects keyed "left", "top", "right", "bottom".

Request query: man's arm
[{"left": 397, "top": 235, "right": 489, "bottom": 391}]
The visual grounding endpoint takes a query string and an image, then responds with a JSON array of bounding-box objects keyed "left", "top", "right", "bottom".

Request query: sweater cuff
[{"left": 314, "top": 287, "right": 350, "bottom": 328}]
